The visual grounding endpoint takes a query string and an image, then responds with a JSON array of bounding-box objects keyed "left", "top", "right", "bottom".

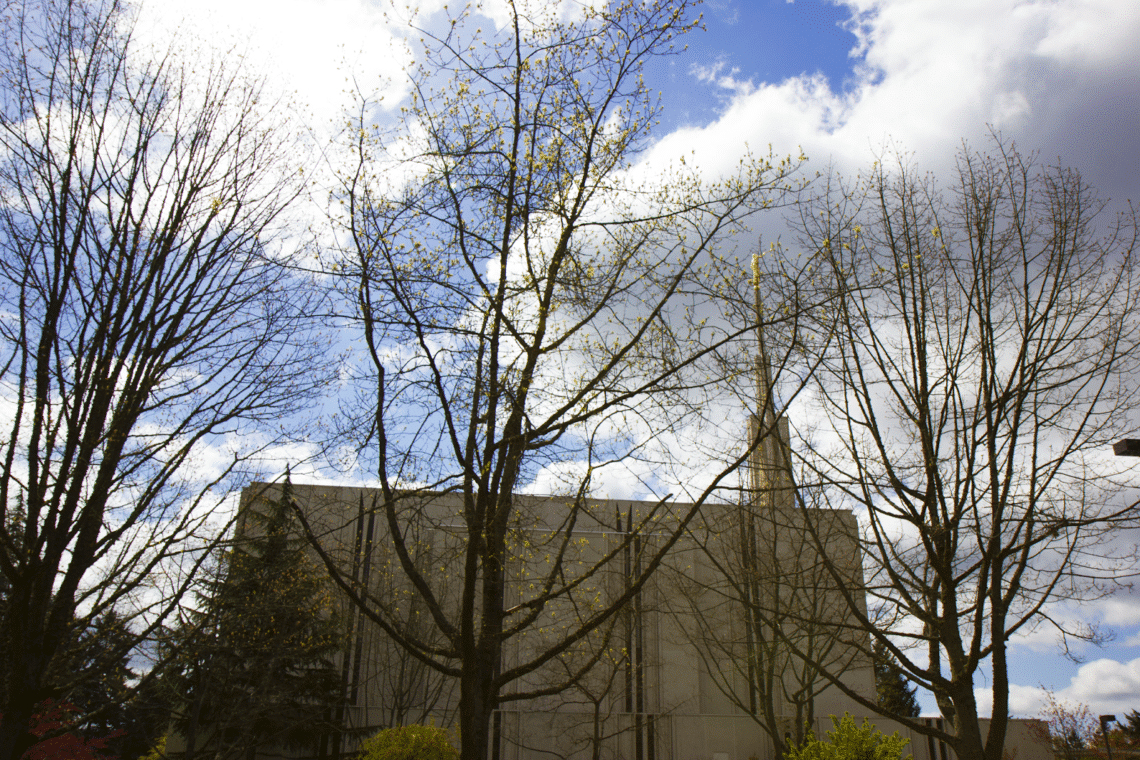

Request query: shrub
[
  {"left": 784, "top": 714, "right": 912, "bottom": 760},
  {"left": 358, "top": 724, "right": 459, "bottom": 760}
]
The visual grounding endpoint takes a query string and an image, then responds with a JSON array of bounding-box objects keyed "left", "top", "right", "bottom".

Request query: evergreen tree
[
  {"left": 167, "top": 474, "right": 342, "bottom": 760},
  {"left": 64, "top": 612, "right": 154, "bottom": 759},
  {"left": 873, "top": 642, "right": 921, "bottom": 718},
  {"left": 59, "top": 613, "right": 173, "bottom": 760},
  {"left": 1119, "top": 710, "right": 1140, "bottom": 747}
]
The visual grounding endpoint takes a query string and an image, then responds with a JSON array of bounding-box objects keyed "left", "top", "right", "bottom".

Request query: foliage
[
  {"left": 0, "top": 0, "right": 325, "bottom": 756},
  {"left": 358, "top": 725, "right": 459, "bottom": 760},
  {"left": 1034, "top": 691, "right": 1100, "bottom": 760},
  {"left": 164, "top": 475, "right": 343, "bottom": 759},
  {"left": 0, "top": 605, "right": 166, "bottom": 760},
  {"left": 873, "top": 641, "right": 921, "bottom": 719},
  {"left": 1118, "top": 711, "right": 1140, "bottom": 747},
  {"left": 0, "top": 701, "right": 118, "bottom": 760},
  {"left": 58, "top": 614, "right": 169, "bottom": 760},
  {"left": 136, "top": 735, "right": 167, "bottom": 760},
  {"left": 782, "top": 714, "right": 912, "bottom": 760}
]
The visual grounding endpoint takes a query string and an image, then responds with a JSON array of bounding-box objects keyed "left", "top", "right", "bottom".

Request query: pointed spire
[{"left": 747, "top": 249, "right": 794, "bottom": 511}]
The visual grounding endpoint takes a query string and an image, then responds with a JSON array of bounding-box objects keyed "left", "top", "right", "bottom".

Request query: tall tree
[
  {"left": 165, "top": 476, "right": 342, "bottom": 760},
  {"left": 0, "top": 1, "right": 327, "bottom": 757},
  {"left": 307, "top": 3, "right": 809, "bottom": 759},
  {"left": 775, "top": 137, "right": 1140, "bottom": 760}
]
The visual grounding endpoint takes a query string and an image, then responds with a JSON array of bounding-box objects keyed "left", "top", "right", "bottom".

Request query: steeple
[{"left": 747, "top": 253, "right": 795, "bottom": 511}]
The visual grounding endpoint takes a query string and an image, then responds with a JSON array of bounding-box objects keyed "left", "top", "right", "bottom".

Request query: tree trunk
[
  {"left": 0, "top": 699, "right": 37, "bottom": 760},
  {"left": 0, "top": 593, "right": 48, "bottom": 760},
  {"left": 458, "top": 662, "right": 497, "bottom": 760}
]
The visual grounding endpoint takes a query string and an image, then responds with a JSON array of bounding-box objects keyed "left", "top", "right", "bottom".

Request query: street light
[
  {"left": 1114, "top": 439, "right": 1140, "bottom": 456},
  {"left": 1100, "top": 715, "right": 1116, "bottom": 760}
]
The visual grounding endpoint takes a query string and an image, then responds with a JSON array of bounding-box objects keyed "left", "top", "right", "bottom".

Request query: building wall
[{"left": 228, "top": 481, "right": 1052, "bottom": 760}]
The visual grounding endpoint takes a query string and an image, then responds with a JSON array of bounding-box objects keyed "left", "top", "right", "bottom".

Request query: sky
[{"left": 140, "top": 0, "right": 1140, "bottom": 723}]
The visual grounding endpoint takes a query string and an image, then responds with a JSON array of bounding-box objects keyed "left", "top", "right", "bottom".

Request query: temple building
[
  {"left": 186, "top": 343, "right": 1052, "bottom": 760},
  {"left": 213, "top": 405, "right": 1050, "bottom": 760}
]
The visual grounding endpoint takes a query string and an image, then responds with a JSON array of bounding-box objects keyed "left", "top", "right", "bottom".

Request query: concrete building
[
  {"left": 229, "top": 460, "right": 1050, "bottom": 760},
  {"left": 219, "top": 395, "right": 1051, "bottom": 760},
  {"left": 239, "top": 480, "right": 873, "bottom": 760}
]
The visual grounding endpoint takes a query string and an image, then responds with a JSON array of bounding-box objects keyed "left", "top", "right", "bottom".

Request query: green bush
[
  {"left": 784, "top": 714, "right": 912, "bottom": 760},
  {"left": 358, "top": 724, "right": 459, "bottom": 760}
]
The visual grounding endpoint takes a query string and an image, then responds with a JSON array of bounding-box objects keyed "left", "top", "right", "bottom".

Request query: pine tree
[
  {"left": 168, "top": 473, "right": 342, "bottom": 760},
  {"left": 64, "top": 613, "right": 147, "bottom": 757},
  {"left": 873, "top": 641, "right": 921, "bottom": 718},
  {"left": 1119, "top": 710, "right": 1140, "bottom": 747},
  {"left": 0, "top": 598, "right": 160, "bottom": 760}
]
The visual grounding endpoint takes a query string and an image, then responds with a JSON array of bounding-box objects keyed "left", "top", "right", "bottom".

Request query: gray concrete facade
[{"left": 228, "top": 480, "right": 1051, "bottom": 760}]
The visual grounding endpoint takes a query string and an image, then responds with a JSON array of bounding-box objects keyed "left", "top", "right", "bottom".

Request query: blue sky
[
  {"left": 646, "top": 0, "right": 862, "bottom": 129},
  {"left": 146, "top": 0, "right": 1140, "bottom": 721}
]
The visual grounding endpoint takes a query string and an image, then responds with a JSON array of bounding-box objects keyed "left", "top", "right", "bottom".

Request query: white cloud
[
  {"left": 134, "top": 0, "right": 1140, "bottom": 206},
  {"left": 993, "top": 658, "right": 1140, "bottom": 719},
  {"left": 691, "top": 59, "right": 757, "bottom": 97},
  {"left": 135, "top": 0, "right": 412, "bottom": 131},
  {"left": 1031, "top": 0, "right": 1140, "bottom": 69},
  {"left": 974, "top": 684, "right": 1055, "bottom": 718},
  {"left": 1063, "top": 658, "right": 1140, "bottom": 709},
  {"left": 1099, "top": 598, "right": 1140, "bottom": 627},
  {"left": 640, "top": 0, "right": 1140, "bottom": 204},
  {"left": 981, "top": 660, "right": 1140, "bottom": 718}
]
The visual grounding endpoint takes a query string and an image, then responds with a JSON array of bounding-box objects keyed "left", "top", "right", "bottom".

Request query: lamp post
[
  {"left": 1114, "top": 439, "right": 1140, "bottom": 457},
  {"left": 1101, "top": 715, "right": 1116, "bottom": 760}
]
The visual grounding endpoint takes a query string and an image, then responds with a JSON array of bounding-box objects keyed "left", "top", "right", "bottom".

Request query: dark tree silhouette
[
  {"left": 0, "top": 0, "right": 327, "bottom": 755},
  {"left": 873, "top": 641, "right": 921, "bottom": 718},
  {"left": 166, "top": 476, "right": 343, "bottom": 760}
]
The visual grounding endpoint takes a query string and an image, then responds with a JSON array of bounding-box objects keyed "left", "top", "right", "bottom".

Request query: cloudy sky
[{"left": 142, "top": 0, "right": 1140, "bottom": 722}]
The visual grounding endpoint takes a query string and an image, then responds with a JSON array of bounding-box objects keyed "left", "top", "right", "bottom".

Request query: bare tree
[
  {"left": 520, "top": 523, "right": 677, "bottom": 760},
  {"left": 671, "top": 410, "right": 870, "bottom": 760},
  {"left": 0, "top": 1, "right": 327, "bottom": 757},
  {"left": 333, "top": 491, "right": 452, "bottom": 743},
  {"left": 655, "top": 261, "right": 867, "bottom": 760},
  {"left": 1033, "top": 690, "right": 1101, "bottom": 760},
  {"left": 303, "top": 2, "right": 810, "bottom": 759},
  {"left": 780, "top": 136, "right": 1140, "bottom": 760}
]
